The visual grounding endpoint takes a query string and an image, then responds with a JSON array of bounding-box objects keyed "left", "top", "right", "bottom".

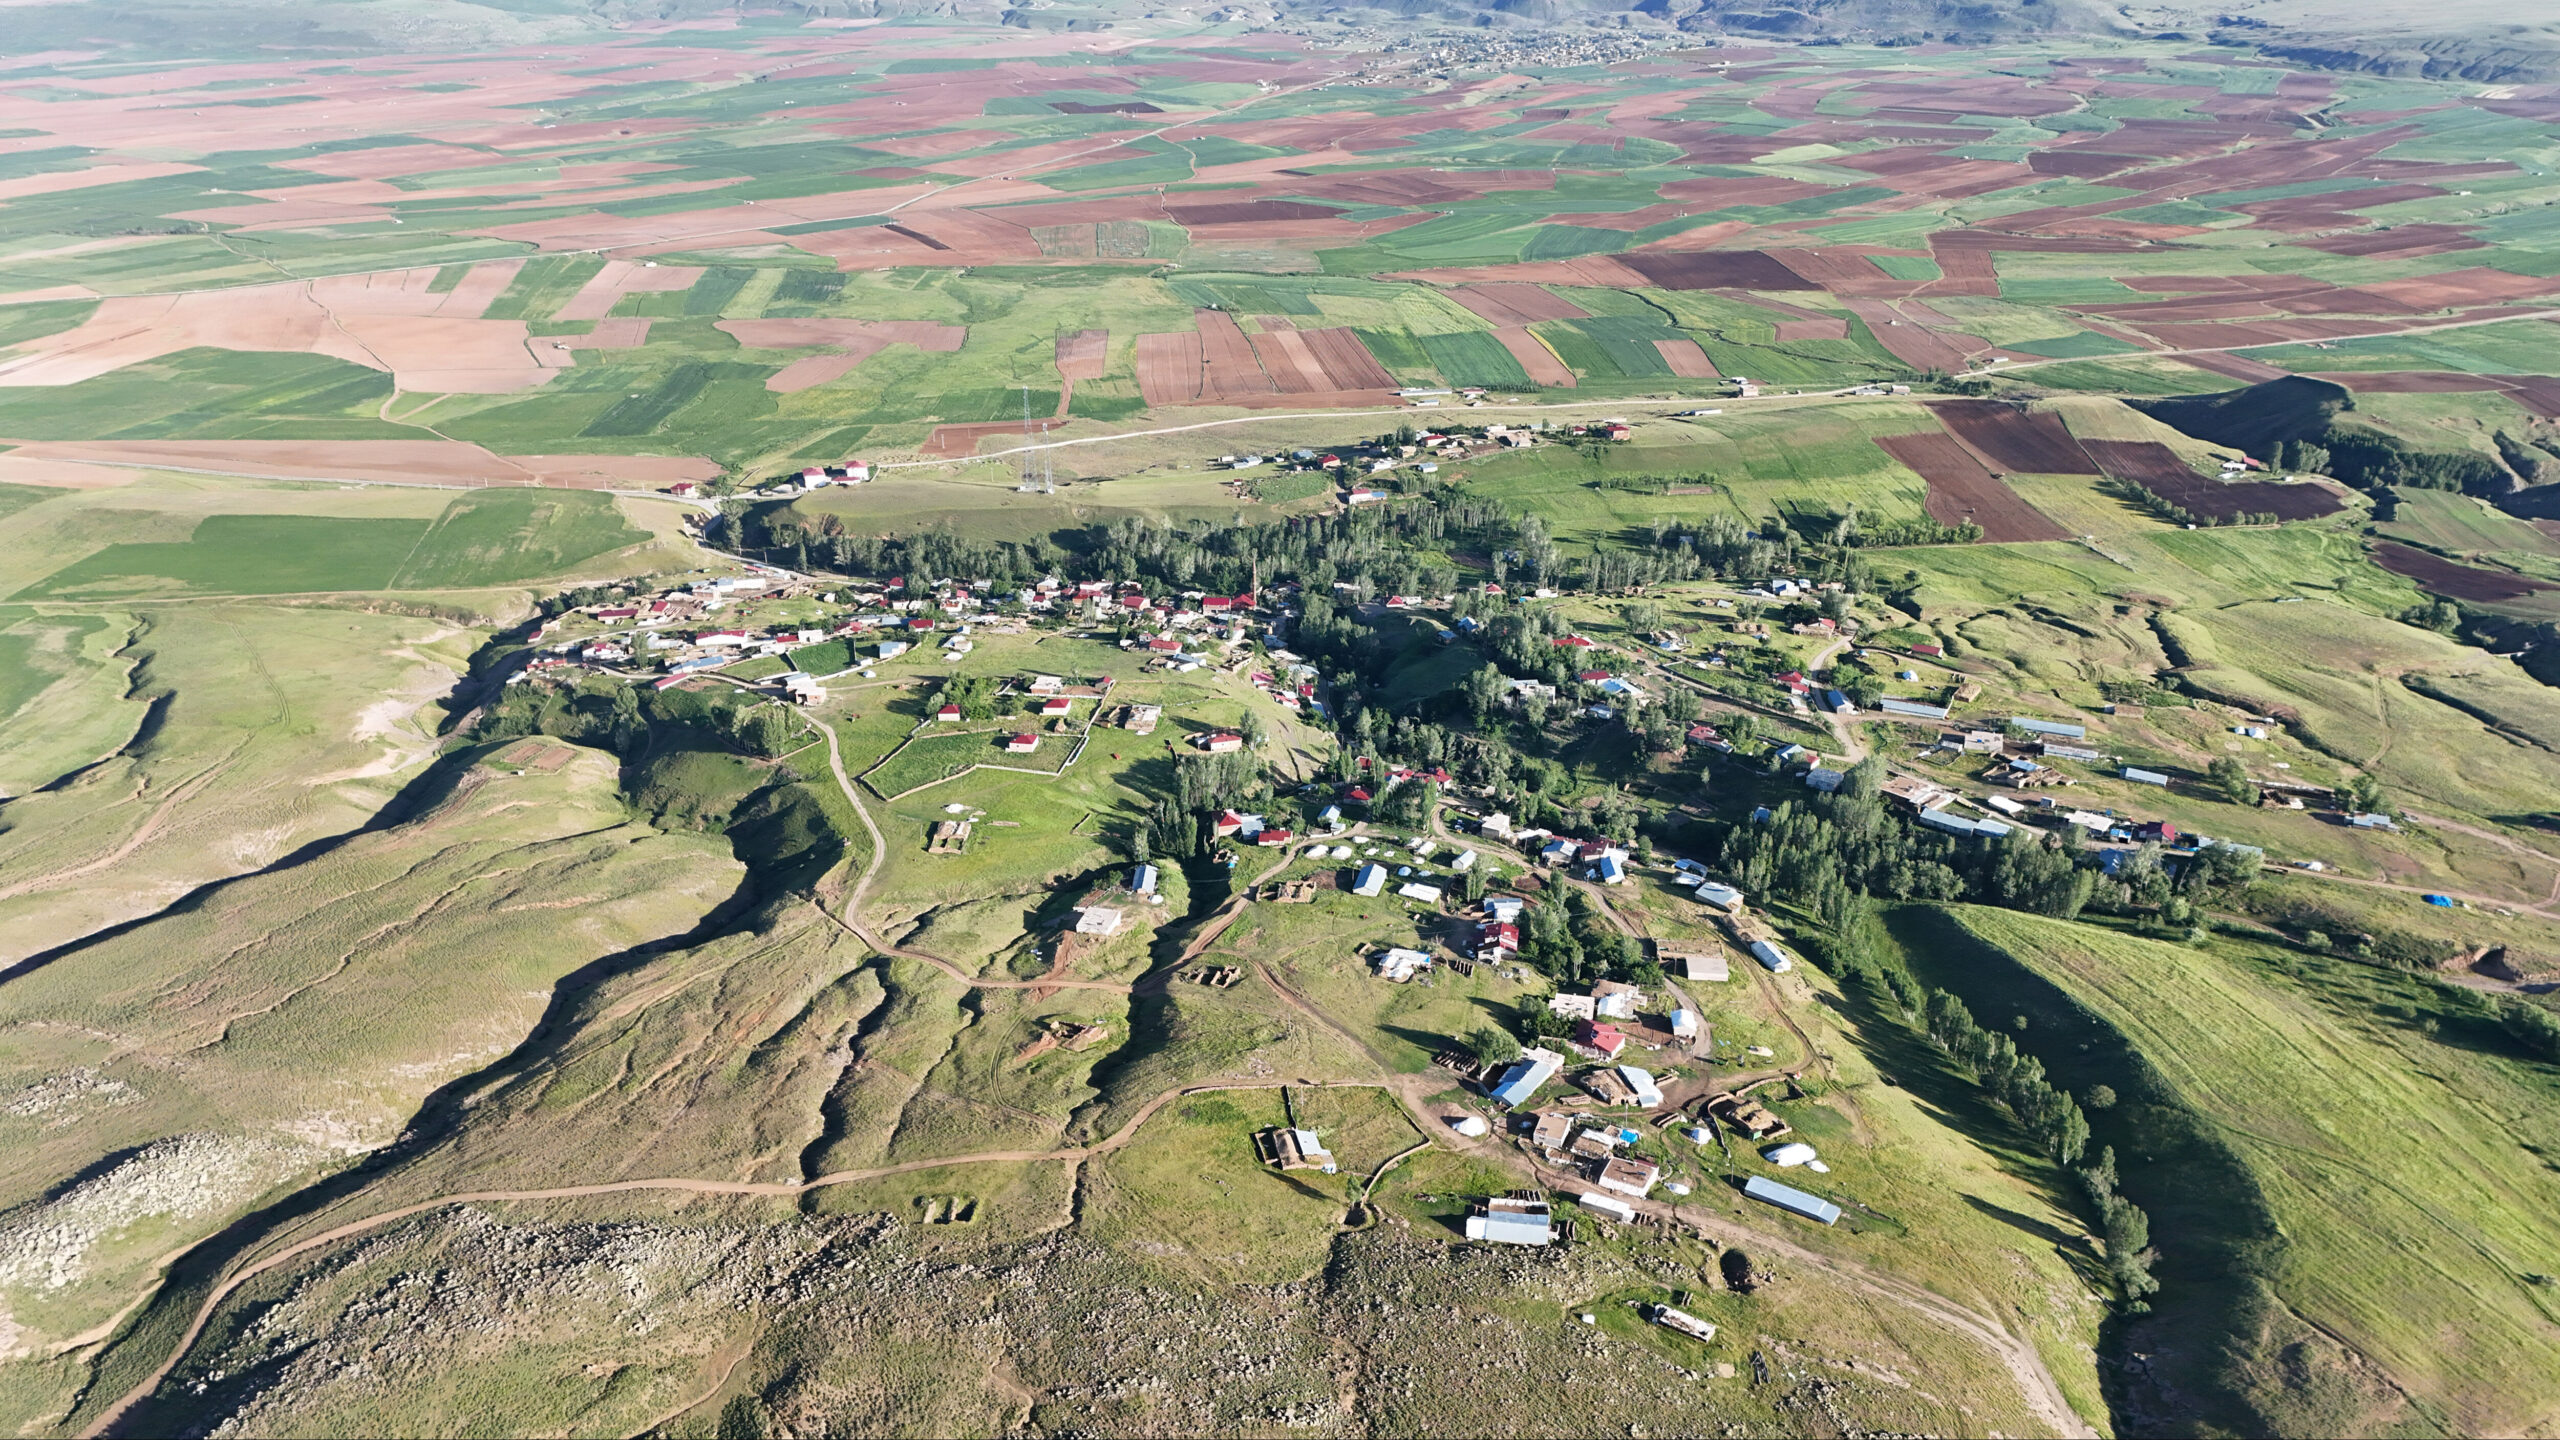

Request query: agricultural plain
[{"left": 6, "top": 11, "right": 2560, "bottom": 1440}]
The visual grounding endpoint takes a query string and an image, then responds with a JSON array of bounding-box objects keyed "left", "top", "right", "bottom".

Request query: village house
[{"left": 1597, "top": 1156, "right": 1661, "bottom": 1198}]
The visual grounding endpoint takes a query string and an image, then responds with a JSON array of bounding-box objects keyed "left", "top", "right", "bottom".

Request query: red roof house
[{"left": 1575, "top": 1020, "right": 1628, "bottom": 1060}]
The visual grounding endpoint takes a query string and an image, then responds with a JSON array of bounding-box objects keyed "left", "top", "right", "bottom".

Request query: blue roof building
[{"left": 1489, "top": 1050, "right": 1562, "bottom": 1108}]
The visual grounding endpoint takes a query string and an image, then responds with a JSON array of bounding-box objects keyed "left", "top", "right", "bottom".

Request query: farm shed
[
  {"left": 1464, "top": 1198, "right": 1554, "bottom": 1247},
  {"left": 2010, "top": 717, "right": 2086, "bottom": 739},
  {"left": 1748, "top": 940, "right": 1794, "bottom": 973},
  {"left": 1352, "top": 863, "right": 1387, "bottom": 897},
  {"left": 1578, "top": 1191, "right": 1638, "bottom": 1223},
  {"left": 1919, "top": 810, "right": 2012, "bottom": 840},
  {"left": 1743, "top": 1175, "right": 1842, "bottom": 1226},
  {"left": 1879, "top": 697, "right": 1951, "bottom": 721},
  {"left": 2123, "top": 767, "right": 2170, "bottom": 787},
  {"left": 1490, "top": 1049, "right": 1565, "bottom": 1108}
]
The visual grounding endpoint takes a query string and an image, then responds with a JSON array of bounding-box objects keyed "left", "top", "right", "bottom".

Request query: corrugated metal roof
[
  {"left": 2010, "top": 717, "right": 2086, "bottom": 738},
  {"left": 1878, "top": 697, "right": 1949, "bottom": 720},
  {"left": 1743, "top": 1175, "right": 1842, "bottom": 1225},
  {"left": 1471, "top": 1211, "right": 1552, "bottom": 1246}
]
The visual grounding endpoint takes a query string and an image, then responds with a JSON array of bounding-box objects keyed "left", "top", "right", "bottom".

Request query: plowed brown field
[
  {"left": 2082, "top": 438, "right": 2346, "bottom": 521},
  {"left": 1616, "top": 250, "right": 1821, "bottom": 291},
  {"left": 1654, "top": 339, "right": 1721, "bottom": 378},
  {"left": 2375, "top": 541, "right": 2556, "bottom": 601},
  {"left": 1495, "top": 328, "right": 1575, "bottom": 388},
  {"left": 1875, "top": 432, "right": 2069, "bottom": 541},
  {"left": 1933, "top": 400, "right": 2100, "bottom": 475},
  {"left": 1445, "top": 283, "right": 1589, "bottom": 326}
]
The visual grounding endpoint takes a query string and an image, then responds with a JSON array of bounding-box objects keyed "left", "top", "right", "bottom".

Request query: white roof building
[{"left": 1375, "top": 947, "right": 1435, "bottom": 982}]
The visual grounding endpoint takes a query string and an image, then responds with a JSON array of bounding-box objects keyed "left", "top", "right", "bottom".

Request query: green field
[
  {"left": 14, "top": 24, "right": 2560, "bottom": 1440},
  {"left": 12, "top": 487, "right": 650, "bottom": 599},
  {"left": 1896, "top": 906, "right": 2560, "bottom": 1436}
]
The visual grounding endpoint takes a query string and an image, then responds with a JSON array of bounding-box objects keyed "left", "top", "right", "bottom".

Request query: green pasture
[
  {"left": 0, "top": 349, "right": 403, "bottom": 442},
  {"left": 9, "top": 485, "right": 650, "bottom": 600},
  {"left": 2376, "top": 487, "right": 2560, "bottom": 559},
  {"left": 1906, "top": 906, "right": 2560, "bottom": 1437}
]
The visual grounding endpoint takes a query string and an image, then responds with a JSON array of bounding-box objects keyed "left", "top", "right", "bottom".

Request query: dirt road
[{"left": 76, "top": 1075, "right": 1394, "bottom": 1439}]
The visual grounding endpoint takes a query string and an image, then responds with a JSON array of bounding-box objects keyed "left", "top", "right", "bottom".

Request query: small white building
[
  {"left": 1397, "top": 881, "right": 1443, "bottom": 905},
  {"left": 1352, "top": 863, "right": 1387, "bottom": 897},
  {"left": 1074, "top": 907, "right": 1124, "bottom": 936},
  {"left": 1578, "top": 1191, "right": 1638, "bottom": 1223},
  {"left": 1375, "top": 947, "right": 1435, "bottom": 982}
]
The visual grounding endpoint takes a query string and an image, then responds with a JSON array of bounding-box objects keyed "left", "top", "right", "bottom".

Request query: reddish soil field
[
  {"left": 1445, "top": 283, "right": 1589, "bottom": 326},
  {"left": 1132, "top": 310, "right": 1381, "bottom": 406},
  {"left": 1197, "top": 309, "right": 1271, "bottom": 398},
  {"left": 1054, "top": 329, "right": 1109, "bottom": 381},
  {"left": 767, "top": 354, "right": 871, "bottom": 393},
  {"left": 555, "top": 261, "right": 702, "bottom": 322},
  {"left": 1875, "top": 431, "right": 2070, "bottom": 542},
  {"left": 1166, "top": 199, "right": 1340, "bottom": 226},
  {"left": 2363, "top": 268, "right": 2560, "bottom": 308},
  {"left": 2180, "top": 351, "right": 2293, "bottom": 383},
  {"left": 1297, "top": 328, "right": 1397, "bottom": 390},
  {"left": 2082, "top": 438, "right": 2346, "bottom": 521},
  {"left": 921, "top": 422, "right": 1032, "bottom": 459},
  {"left": 1494, "top": 328, "right": 1575, "bottom": 388},
  {"left": 1933, "top": 399, "right": 2100, "bottom": 474},
  {"left": 571, "top": 318, "right": 653, "bottom": 348},
  {"left": 1773, "top": 318, "right": 1851, "bottom": 341},
  {"left": 1654, "top": 339, "right": 1721, "bottom": 378},
  {"left": 1765, "top": 247, "right": 1910, "bottom": 298},
  {"left": 1842, "top": 299, "right": 1983, "bottom": 370},
  {"left": 2303, "top": 225, "right": 2485, "bottom": 258},
  {"left": 2233, "top": 184, "right": 2445, "bottom": 230},
  {"left": 1926, "top": 232, "right": 2143, "bottom": 296},
  {"left": 2027, "top": 150, "right": 2143, "bottom": 178},
  {"left": 2497, "top": 376, "right": 2560, "bottom": 420},
  {"left": 2374, "top": 541, "right": 2557, "bottom": 601},
  {"left": 1615, "top": 250, "right": 1820, "bottom": 292},
  {"left": 1051, "top": 100, "right": 1160, "bottom": 114}
]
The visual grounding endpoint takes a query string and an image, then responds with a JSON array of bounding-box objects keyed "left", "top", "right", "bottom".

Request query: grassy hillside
[
  {"left": 0, "top": 744, "right": 738, "bottom": 1410},
  {"left": 1893, "top": 905, "right": 2560, "bottom": 1437}
]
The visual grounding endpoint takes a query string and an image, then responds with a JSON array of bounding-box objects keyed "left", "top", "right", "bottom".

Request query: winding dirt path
[
  {"left": 1519, "top": 1148, "right": 2091, "bottom": 1438},
  {"left": 80, "top": 723, "right": 2078, "bottom": 1437},
  {"left": 79, "top": 1075, "right": 1391, "bottom": 1439}
]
